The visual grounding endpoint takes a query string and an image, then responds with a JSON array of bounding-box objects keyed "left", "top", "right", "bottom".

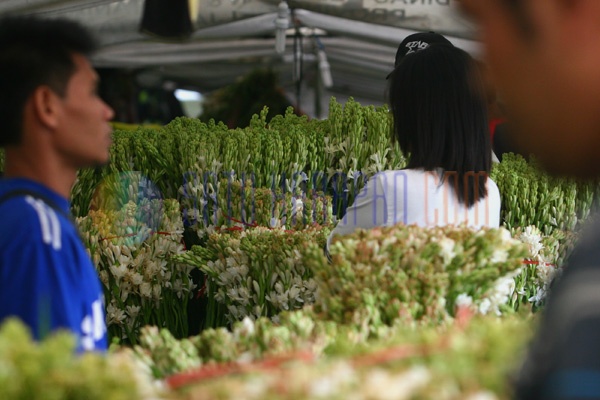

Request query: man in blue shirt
[{"left": 0, "top": 16, "right": 114, "bottom": 352}]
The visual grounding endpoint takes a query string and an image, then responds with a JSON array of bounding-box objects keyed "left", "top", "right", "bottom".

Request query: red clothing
[{"left": 489, "top": 118, "right": 505, "bottom": 142}]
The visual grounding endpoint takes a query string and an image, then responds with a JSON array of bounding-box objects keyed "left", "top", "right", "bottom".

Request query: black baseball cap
[{"left": 387, "top": 31, "right": 453, "bottom": 79}]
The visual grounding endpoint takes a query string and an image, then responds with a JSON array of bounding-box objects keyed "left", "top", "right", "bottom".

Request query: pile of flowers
[
  {"left": 131, "top": 310, "right": 533, "bottom": 400},
  {"left": 0, "top": 309, "right": 534, "bottom": 400},
  {"left": 70, "top": 98, "right": 406, "bottom": 220},
  {"left": 170, "top": 217, "right": 573, "bottom": 339},
  {"left": 302, "top": 225, "right": 529, "bottom": 335}
]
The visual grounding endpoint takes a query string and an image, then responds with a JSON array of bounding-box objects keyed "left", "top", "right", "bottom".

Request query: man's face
[
  {"left": 53, "top": 54, "right": 114, "bottom": 169},
  {"left": 460, "top": 0, "right": 600, "bottom": 177}
]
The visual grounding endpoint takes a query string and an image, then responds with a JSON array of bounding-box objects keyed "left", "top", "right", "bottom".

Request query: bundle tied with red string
[
  {"left": 179, "top": 177, "right": 335, "bottom": 239},
  {"left": 175, "top": 225, "right": 333, "bottom": 329}
]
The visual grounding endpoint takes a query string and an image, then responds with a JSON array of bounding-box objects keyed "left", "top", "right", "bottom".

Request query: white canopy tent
[{"left": 1, "top": 0, "right": 480, "bottom": 118}]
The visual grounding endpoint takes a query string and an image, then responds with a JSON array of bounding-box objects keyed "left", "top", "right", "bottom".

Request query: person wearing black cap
[
  {"left": 389, "top": 32, "right": 514, "bottom": 163},
  {"left": 387, "top": 31, "right": 453, "bottom": 78},
  {"left": 328, "top": 43, "right": 501, "bottom": 247}
]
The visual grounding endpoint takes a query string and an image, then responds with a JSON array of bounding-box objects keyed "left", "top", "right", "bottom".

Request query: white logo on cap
[{"left": 405, "top": 40, "right": 430, "bottom": 55}]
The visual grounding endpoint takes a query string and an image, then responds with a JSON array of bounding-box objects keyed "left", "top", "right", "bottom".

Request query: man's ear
[{"left": 30, "top": 85, "right": 61, "bottom": 130}]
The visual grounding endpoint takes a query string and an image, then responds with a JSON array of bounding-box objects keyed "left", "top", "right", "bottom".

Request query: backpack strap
[{"left": 0, "top": 189, "right": 81, "bottom": 238}]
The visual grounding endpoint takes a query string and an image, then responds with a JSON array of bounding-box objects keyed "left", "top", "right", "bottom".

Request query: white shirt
[{"left": 329, "top": 169, "right": 501, "bottom": 243}]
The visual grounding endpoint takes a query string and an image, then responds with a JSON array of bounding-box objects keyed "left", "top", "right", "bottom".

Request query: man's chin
[
  {"left": 88, "top": 156, "right": 111, "bottom": 169},
  {"left": 505, "top": 124, "right": 600, "bottom": 178},
  {"left": 536, "top": 155, "right": 600, "bottom": 180}
]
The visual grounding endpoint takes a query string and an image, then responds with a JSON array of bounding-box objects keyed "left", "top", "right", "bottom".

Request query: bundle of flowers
[
  {"left": 77, "top": 197, "right": 196, "bottom": 344},
  {"left": 71, "top": 130, "right": 168, "bottom": 217},
  {"left": 490, "top": 153, "right": 599, "bottom": 235},
  {"left": 158, "top": 117, "right": 231, "bottom": 199},
  {"left": 0, "top": 318, "right": 163, "bottom": 400},
  {"left": 175, "top": 226, "right": 332, "bottom": 328},
  {"left": 302, "top": 225, "right": 529, "bottom": 335},
  {"left": 325, "top": 97, "right": 406, "bottom": 217},
  {"left": 511, "top": 225, "right": 578, "bottom": 309},
  {"left": 134, "top": 310, "right": 337, "bottom": 379},
  {"left": 134, "top": 312, "right": 533, "bottom": 400},
  {"left": 179, "top": 175, "right": 334, "bottom": 237},
  {"left": 161, "top": 108, "right": 325, "bottom": 194}
]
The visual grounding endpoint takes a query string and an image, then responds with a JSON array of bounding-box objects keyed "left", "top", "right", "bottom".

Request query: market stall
[{"left": 0, "top": 2, "right": 594, "bottom": 399}]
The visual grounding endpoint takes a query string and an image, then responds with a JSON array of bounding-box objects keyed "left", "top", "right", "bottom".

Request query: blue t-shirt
[{"left": 0, "top": 178, "right": 107, "bottom": 352}]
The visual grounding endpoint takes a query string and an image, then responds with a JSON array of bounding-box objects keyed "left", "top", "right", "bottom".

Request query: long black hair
[{"left": 388, "top": 44, "right": 491, "bottom": 207}]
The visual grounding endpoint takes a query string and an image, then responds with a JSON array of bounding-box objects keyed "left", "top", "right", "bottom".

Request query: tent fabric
[{"left": 0, "top": 0, "right": 479, "bottom": 116}]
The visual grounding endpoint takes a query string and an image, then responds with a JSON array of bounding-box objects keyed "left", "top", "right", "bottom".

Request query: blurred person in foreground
[
  {"left": 328, "top": 43, "right": 501, "bottom": 247},
  {"left": 0, "top": 16, "right": 114, "bottom": 352},
  {"left": 460, "top": 0, "right": 600, "bottom": 398}
]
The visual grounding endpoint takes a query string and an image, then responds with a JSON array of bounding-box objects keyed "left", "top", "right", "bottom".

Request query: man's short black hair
[{"left": 0, "top": 16, "right": 97, "bottom": 146}]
